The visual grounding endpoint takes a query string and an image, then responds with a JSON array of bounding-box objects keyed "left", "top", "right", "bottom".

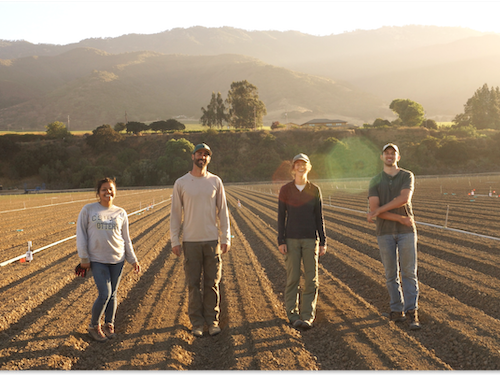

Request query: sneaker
[
  {"left": 192, "top": 326, "right": 204, "bottom": 337},
  {"left": 300, "top": 320, "right": 313, "bottom": 330},
  {"left": 103, "top": 323, "right": 116, "bottom": 339},
  {"left": 88, "top": 325, "right": 108, "bottom": 342},
  {"left": 406, "top": 309, "right": 421, "bottom": 330},
  {"left": 389, "top": 311, "right": 407, "bottom": 322},
  {"left": 292, "top": 319, "right": 304, "bottom": 329},
  {"left": 209, "top": 325, "right": 222, "bottom": 336}
]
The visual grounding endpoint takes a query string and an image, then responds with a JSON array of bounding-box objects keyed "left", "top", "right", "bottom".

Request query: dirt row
[
  {"left": 1, "top": 181, "right": 500, "bottom": 369},
  {"left": 0, "top": 189, "right": 170, "bottom": 265},
  {"left": 228, "top": 186, "right": 500, "bottom": 370}
]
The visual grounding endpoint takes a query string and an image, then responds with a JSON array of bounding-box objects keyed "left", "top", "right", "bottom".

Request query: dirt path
[{"left": 1, "top": 183, "right": 500, "bottom": 369}]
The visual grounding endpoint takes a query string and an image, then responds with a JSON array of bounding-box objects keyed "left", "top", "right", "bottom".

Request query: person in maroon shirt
[{"left": 277, "top": 153, "right": 327, "bottom": 330}]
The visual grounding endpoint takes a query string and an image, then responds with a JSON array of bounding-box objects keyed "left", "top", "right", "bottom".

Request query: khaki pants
[
  {"left": 284, "top": 238, "right": 319, "bottom": 324},
  {"left": 183, "top": 241, "right": 222, "bottom": 328}
]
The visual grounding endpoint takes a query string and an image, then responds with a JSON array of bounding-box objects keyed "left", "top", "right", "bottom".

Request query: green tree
[
  {"left": 215, "top": 92, "right": 228, "bottom": 129},
  {"left": 0, "top": 137, "right": 20, "bottom": 161},
  {"left": 453, "top": 83, "right": 500, "bottom": 129},
  {"left": 86, "top": 124, "right": 123, "bottom": 151},
  {"left": 226, "top": 80, "right": 267, "bottom": 129},
  {"left": 201, "top": 92, "right": 217, "bottom": 128},
  {"left": 149, "top": 120, "right": 169, "bottom": 133},
  {"left": 422, "top": 119, "right": 438, "bottom": 129},
  {"left": 157, "top": 138, "right": 195, "bottom": 184},
  {"left": 389, "top": 99, "right": 425, "bottom": 127},
  {"left": 114, "top": 122, "right": 126, "bottom": 132},
  {"left": 372, "top": 118, "right": 392, "bottom": 128},
  {"left": 165, "top": 119, "right": 186, "bottom": 131},
  {"left": 126, "top": 121, "right": 149, "bottom": 135},
  {"left": 45, "top": 121, "right": 71, "bottom": 139}
]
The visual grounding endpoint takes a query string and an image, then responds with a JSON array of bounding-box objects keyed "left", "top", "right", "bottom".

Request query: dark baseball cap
[
  {"left": 193, "top": 143, "right": 212, "bottom": 155},
  {"left": 382, "top": 143, "right": 399, "bottom": 154}
]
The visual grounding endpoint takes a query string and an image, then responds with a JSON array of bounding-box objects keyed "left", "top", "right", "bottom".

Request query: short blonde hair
[{"left": 291, "top": 160, "right": 312, "bottom": 177}]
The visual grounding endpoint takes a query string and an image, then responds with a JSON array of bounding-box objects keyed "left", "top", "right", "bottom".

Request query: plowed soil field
[{"left": 1, "top": 174, "right": 500, "bottom": 370}]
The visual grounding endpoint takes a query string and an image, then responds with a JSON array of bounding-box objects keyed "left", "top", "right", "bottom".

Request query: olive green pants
[
  {"left": 183, "top": 241, "right": 222, "bottom": 328},
  {"left": 284, "top": 238, "right": 319, "bottom": 324}
]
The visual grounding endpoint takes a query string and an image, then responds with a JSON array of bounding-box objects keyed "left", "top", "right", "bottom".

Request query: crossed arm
[{"left": 367, "top": 189, "right": 414, "bottom": 227}]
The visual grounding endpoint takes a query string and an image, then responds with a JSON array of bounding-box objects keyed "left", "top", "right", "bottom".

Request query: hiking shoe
[
  {"left": 192, "top": 326, "right": 204, "bottom": 337},
  {"left": 88, "top": 325, "right": 108, "bottom": 342},
  {"left": 300, "top": 320, "right": 313, "bottom": 330},
  {"left": 389, "top": 311, "right": 407, "bottom": 322},
  {"left": 292, "top": 319, "right": 304, "bottom": 329},
  {"left": 103, "top": 323, "right": 116, "bottom": 339},
  {"left": 209, "top": 325, "right": 222, "bottom": 336},
  {"left": 406, "top": 309, "right": 421, "bottom": 330}
]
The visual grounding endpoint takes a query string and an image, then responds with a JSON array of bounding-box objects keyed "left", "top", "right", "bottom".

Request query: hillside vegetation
[{"left": 1, "top": 127, "right": 499, "bottom": 191}]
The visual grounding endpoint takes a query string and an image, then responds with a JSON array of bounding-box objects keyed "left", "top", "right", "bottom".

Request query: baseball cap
[
  {"left": 292, "top": 153, "right": 310, "bottom": 164},
  {"left": 382, "top": 143, "right": 399, "bottom": 154},
  {"left": 193, "top": 143, "right": 212, "bottom": 155}
]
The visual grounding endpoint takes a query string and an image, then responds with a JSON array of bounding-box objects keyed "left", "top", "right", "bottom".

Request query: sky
[{"left": 1, "top": 1, "right": 500, "bottom": 45}]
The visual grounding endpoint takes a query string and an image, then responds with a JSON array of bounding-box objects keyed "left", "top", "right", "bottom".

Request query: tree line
[
  {"left": 2, "top": 81, "right": 500, "bottom": 190},
  {"left": 44, "top": 118, "right": 186, "bottom": 140},
  {"left": 3, "top": 123, "right": 500, "bottom": 190},
  {"left": 367, "top": 83, "right": 500, "bottom": 131}
]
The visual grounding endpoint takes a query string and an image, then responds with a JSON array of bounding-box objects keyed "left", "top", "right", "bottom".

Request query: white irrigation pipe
[
  {"left": 0, "top": 189, "right": 169, "bottom": 215},
  {"left": 0, "top": 198, "right": 171, "bottom": 267},
  {"left": 328, "top": 204, "right": 500, "bottom": 242},
  {"left": 248, "top": 187, "right": 500, "bottom": 242},
  {"left": 0, "top": 236, "right": 77, "bottom": 267}
]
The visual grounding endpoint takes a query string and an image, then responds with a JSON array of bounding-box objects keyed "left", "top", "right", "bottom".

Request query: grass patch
[{"left": 437, "top": 122, "right": 454, "bottom": 128}]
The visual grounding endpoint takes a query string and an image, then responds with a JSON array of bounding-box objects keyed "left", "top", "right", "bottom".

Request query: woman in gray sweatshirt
[{"left": 77, "top": 177, "right": 140, "bottom": 342}]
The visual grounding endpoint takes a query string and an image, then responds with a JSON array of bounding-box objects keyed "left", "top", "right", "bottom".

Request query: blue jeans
[
  {"left": 377, "top": 232, "right": 419, "bottom": 313},
  {"left": 90, "top": 261, "right": 124, "bottom": 326}
]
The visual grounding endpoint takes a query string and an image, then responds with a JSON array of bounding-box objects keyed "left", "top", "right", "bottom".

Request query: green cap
[{"left": 193, "top": 143, "right": 212, "bottom": 155}]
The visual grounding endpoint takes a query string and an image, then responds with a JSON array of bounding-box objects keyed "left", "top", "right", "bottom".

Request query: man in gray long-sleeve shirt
[{"left": 170, "top": 143, "right": 231, "bottom": 338}]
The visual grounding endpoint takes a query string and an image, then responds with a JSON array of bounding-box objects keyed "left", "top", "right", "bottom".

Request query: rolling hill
[
  {"left": 1, "top": 25, "right": 500, "bottom": 129},
  {"left": 0, "top": 49, "right": 388, "bottom": 130}
]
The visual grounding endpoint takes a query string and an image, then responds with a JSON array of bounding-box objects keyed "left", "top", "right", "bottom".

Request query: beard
[{"left": 194, "top": 158, "right": 207, "bottom": 169}]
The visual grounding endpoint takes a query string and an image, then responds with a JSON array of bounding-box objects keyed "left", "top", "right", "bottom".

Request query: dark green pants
[
  {"left": 284, "top": 238, "right": 319, "bottom": 324},
  {"left": 183, "top": 241, "right": 222, "bottom": 328}
]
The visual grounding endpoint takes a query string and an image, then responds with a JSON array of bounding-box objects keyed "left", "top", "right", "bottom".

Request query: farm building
[{"left": 300, "top": 119, "right": 350, "bottom": 128}]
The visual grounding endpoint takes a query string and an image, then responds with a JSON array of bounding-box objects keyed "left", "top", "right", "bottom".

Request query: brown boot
[
  {"left": 103, "top": 323, "right": 116, "bottom": 339},
  {"left": 88, "top": 324, "right": 108, "bottom": 342},
  {"left": 389, "top": 311, "right": 406, "bottom": 322},
  {"left": 406, "top": 309, "right": 421, "bottom": 330}
]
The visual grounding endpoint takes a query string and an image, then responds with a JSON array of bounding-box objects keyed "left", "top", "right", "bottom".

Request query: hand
[
  {"left": 400, "top": 216, "right": 414, "bottom": 227},
  {"left": 172, "top": 245, "right": 182, "bottom": 257},
  {"left": 81, "top": 262, "right": 90, "bottom": 269},
  {"left": 221, "top": 244, "right": 230, "bottom": 254},
  {"left": 133, "top": 262, "right": 141, "bottom": 274},
  {"left": 278, "top": 244, "right": 287, "bottom": 255},
  {"left": 367, "top": 210, "right": 378, "bottom": 223},
  {"left": 319, "top": 245, "right": 326, "bottom": 257}
]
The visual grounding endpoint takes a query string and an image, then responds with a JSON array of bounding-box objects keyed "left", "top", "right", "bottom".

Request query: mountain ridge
[{"left": 1, "top": 26, "right": 499, "bottom": 130}]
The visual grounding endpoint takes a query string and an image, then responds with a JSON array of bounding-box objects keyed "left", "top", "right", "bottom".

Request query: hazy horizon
[{"left": 1, "top": 0, "right": 500, "bottom": 45}]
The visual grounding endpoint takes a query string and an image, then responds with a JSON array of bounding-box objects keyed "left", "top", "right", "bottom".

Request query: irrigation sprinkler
[
  {"left": 444, "top": 204, "right": 450, "bottom": 228},
  {"left": 25, "top": 241, "right": 33, "bottom": 262}
]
